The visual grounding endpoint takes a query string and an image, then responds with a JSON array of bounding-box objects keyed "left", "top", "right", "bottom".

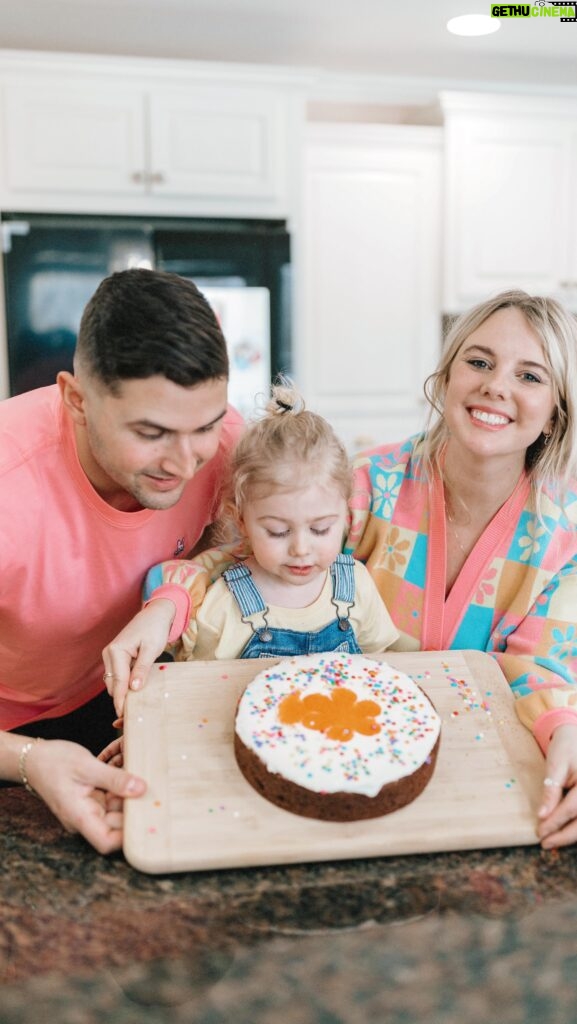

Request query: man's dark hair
[{"left": 76, "top": 268, "right": 229, "bottom": 390}]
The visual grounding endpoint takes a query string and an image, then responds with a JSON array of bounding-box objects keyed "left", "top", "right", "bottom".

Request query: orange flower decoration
[
  {"left": 379, "top": 525, "right": 411, "bottom": 573},
  {"left": 278, "top": 687, "right": 381, "bottom": 742}
]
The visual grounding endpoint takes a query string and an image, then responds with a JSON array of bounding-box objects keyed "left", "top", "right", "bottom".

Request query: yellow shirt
[{"left": 178, "top": 559, "right": 398, "bottom": 661}]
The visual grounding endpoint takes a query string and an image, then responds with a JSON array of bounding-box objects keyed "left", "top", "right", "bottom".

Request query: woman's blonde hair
[
  {"left": 422, "top": 289, "right": 577, "bottom": 500},
  {"left": 220, "top": 380, "right": 351, "bottom": 536}
]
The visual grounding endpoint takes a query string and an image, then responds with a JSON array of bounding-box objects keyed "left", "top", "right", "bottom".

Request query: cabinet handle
[
  {"left": 131, "top": 171, "right": 145, "bottom": 184},
  {"left": 150, "top": 172, "right": 165, "bottom": 185}
]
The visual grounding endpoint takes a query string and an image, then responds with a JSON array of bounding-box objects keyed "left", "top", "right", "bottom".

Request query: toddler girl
[{"left": 127, "top": 383, "right": 397, "bottom": 674}]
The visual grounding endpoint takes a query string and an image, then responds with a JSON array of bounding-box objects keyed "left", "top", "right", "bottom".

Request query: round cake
[{"left": 234, "top": 653, "right": 441, "bottom": 822}]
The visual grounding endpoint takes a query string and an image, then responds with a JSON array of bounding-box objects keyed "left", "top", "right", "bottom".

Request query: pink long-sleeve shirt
[{"left": 0, "top": 385, "right": 243, "bottom": 729}]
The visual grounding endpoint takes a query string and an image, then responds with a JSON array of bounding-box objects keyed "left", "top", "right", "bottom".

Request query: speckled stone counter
[{"left": 2, "top": 785, "right": 577, "bottom": 1024}]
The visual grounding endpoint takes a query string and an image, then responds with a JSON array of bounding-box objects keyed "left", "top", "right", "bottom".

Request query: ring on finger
[
  {"left": 103, "top": 671, "right": 115, "bottom": 682},
  {"left": 543, "top": 777, "right": 563, "bottom": 788}
]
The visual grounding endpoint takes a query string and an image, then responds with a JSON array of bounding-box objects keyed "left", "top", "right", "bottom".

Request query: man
[{"left": 0, "top": 268, "right": 244, "bottom": 850}]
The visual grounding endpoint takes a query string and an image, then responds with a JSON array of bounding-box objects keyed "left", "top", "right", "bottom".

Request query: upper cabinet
[
  {"left": 0, "top": 54, "right": 307, "bottom": 218},
  {"left": 298, "top": 124, "right": 442, "bottom": 452},
  {"left": 441, "top": 91, "right": 577, "bottom": 311},
  {"left": 2, "top": 77, "right": 146, "bottom": 199}
]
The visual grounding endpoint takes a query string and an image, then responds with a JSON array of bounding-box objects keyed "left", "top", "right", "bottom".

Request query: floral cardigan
[
  {"left": 145, "top": 434, "right": 577, "bottom": 753},
  {"left": 344, "top": 436, "right": 577, "bottom": 752}
]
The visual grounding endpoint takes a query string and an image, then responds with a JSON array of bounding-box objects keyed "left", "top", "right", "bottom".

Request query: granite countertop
[{"left": 1, "top": 786, "right": 577, "bottom": 1024}]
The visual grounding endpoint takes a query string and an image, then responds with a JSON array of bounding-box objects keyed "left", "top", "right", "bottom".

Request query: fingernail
[
  {"left": 125, "top": 777, "right": 138, "bottom": 794},
  {"left": 131, "top": 678, "right": 142, "bottom": 691}
]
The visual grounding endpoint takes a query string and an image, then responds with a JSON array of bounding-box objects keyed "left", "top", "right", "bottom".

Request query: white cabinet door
[
  {"left": 566, "top": 128, "right": 577, "bottom": 295},
  {"left": 148, "top": 85, "right": 287, "bottom": 202},
  {"left": 298, "top": 125, "right": 442, "bottom": 452},
  {"left": 0, "top": 59, "right": 301, "bottom": 216},
  {"left": 442, "top": 92, "right": 577, "bottom": 311},
  {"left": 2, "top": 76, "right": 146, "bottom": 197}
]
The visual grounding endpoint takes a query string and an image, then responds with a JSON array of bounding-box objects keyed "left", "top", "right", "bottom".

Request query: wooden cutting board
[{"left": 123, "top": 651, "right": 545, "bottom": 874}]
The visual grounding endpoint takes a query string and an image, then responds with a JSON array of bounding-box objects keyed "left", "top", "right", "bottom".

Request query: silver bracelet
[{"left": 18, "top": 739, "right": 41, "bottom": 796}]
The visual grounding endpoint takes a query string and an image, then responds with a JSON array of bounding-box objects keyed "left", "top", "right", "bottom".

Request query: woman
[
  {"left": 104, "top": 290, "right": 577, "bottom": 848},
  {"left": 346, "top": 289, "right": 577, "bottom": 848}
]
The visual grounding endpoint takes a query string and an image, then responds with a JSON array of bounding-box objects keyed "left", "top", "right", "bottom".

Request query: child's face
[{"left": 239, "top": 480, "right": 348, "bottom": 588}]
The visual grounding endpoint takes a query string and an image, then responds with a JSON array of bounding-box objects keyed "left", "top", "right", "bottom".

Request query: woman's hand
[
  {"left": 537, "top": 723, "right": 577, "bottom": 848},
  {"left": 102, "top": 600, "right": 176, "bottom": 717},
  {"left": 24, "top": 738, "right": 146, "bottom": 854}
]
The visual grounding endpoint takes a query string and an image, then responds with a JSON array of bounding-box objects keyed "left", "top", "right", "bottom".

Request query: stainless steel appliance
[{"left": 1, "top": 213, "right": 291, "bottom": 415}]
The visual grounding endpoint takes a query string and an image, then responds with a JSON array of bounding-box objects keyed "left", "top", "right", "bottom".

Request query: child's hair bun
[{"left": 265, "top": 378, "right": 305, "bottom": 417}]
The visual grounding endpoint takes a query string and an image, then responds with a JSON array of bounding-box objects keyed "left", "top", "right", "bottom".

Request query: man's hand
[{"left": 23, "top": 738, "right": 146, "bottom": 854}]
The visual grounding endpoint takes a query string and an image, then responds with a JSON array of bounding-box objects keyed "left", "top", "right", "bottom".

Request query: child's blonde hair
[{"left": 220, "top": 381, "right": 351, "bottom": 535}]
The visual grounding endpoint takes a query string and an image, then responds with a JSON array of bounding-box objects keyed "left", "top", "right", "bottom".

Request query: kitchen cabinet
[
  {"left": 0, "top": 53, "right": 306, "bottom": 217},
  {"left": 2, "top": 76, "right": 145, "bottom": 199},
  {"left": 441, "top": 91, "right": 577, "bottom": 311},
  {"left": 297, "top": 123, "right": 442, "bottom": 452}
]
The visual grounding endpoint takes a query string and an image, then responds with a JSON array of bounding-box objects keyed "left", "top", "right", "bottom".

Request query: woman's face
[{"left": 443, "top": 307, "right": 556, "bottom": 467}]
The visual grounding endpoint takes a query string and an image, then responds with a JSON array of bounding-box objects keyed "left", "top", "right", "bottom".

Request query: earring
[{"left": 543, "top": 431, "right": 551, "bottom": 447}]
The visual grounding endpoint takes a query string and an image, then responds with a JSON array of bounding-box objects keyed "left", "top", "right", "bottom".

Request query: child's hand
[
  {"left": 98, "top": 734, "right": 124, "bottom": 768},
  {"left": 102, "top": 600, "right": 176, "bottom": 717},
  {"left": 536, "top": 722, "right": 577, "bottom": 848}
]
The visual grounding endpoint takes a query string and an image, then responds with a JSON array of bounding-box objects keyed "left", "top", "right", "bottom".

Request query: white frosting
[{"left": 235, "top": 653, "right": 441, "bottom": 798}]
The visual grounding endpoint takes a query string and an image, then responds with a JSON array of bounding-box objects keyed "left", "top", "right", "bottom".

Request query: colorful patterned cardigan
[
  {"left": 145, "top": 434, "right": 577, "bottom": 753},
  {"left": 344, "top": 436, "right": 577, "bottom": 752}
]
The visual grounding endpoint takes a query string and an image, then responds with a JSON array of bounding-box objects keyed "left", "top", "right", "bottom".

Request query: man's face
[{"left": 65, "top": 373, "right": 228, "bottom": 511}]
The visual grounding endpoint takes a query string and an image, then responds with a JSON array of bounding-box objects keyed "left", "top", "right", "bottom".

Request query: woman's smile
[{"left": 467, "top": 406, "right": 512, "bottom": 429}]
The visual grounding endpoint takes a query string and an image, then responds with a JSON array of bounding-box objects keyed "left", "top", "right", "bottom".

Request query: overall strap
[
  {"left": 223, "top": 564, "right": 267, "bottom": 616},
  {"left": 330, "top": 554, "right": 356, "bottom": 630},
  {"left": 330, "top": 553, "right": 356, "bottom": 603},
  {"left": 223, "top": 563, "right": 271, "bottom": 638}
]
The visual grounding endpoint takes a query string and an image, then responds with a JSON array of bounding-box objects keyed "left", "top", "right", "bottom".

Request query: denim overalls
[{"left": 222, "top": 553, "right": 362, "bottom": 659}]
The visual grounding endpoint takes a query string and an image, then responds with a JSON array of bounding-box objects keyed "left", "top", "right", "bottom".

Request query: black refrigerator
[{"left": 1, "top": 212, "right": 291, "bottom": 418}]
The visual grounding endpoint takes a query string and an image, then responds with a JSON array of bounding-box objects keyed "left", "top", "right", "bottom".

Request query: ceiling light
[{"left": 447, "top": 14, "right": 500, "bottom": 36}]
